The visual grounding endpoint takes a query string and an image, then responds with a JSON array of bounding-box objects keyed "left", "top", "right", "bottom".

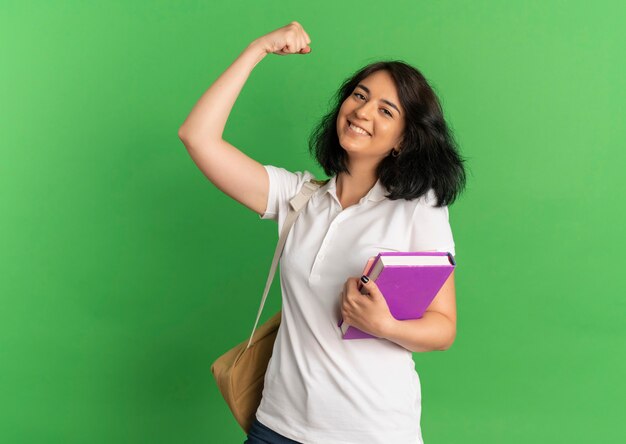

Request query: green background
[{"left": 2, "top": 1, "right": 624, "bottom": 442}]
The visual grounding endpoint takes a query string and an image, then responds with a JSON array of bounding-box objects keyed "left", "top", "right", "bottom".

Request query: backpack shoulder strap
[{"left": 244, "top": 178, "right": 326, "bottom": 350}]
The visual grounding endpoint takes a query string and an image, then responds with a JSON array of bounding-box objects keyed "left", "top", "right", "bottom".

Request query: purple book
[{"left": 338, "top": 251, "right": 456, "bottom": 340}]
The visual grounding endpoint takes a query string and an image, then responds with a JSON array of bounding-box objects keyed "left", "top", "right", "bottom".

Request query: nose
[{"left": 354, "top": 100, "right": 375, "bottom": 120}]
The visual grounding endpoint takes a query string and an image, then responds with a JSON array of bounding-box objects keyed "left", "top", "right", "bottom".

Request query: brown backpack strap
[{"left": 244, "top": 178, "right": 326, "bottom": 350}]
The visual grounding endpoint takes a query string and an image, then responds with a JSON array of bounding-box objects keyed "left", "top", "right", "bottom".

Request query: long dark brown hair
[{"left": 307, "top": 60, "right": 467, "bottom": 207}]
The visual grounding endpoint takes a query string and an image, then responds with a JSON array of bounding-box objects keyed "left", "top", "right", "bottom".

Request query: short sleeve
[
  {"left": 258, "top": 164, "right": 316, "bottom": 222},
  {"left": 409, "top": 189, "right": 456, "bottom": 257}
]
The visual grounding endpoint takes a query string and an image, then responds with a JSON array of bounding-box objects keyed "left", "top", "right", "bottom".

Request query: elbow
[
  {"left": 178, "top": 128, "right": 198, "bottom": 150},
  {"left": 439, "top": 328, "right": 456, "bottom": 351},
  {"left": 178, "top": 127, "right": 190, "bottom": 143},
  {"left": 440, "top": 340, "right": 454, "bottom": 351}
]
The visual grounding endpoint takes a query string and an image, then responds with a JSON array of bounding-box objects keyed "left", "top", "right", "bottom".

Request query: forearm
[
  {"left": 381, "top": 311, "right": 456, "bottom": 353},
  {"left": 178, "top": 39, "right": 268, "bottom": 144}
]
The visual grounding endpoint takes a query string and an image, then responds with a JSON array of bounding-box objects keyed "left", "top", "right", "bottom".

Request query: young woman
[{"left": 179, "top": 21, "right": 466, "bottom": 444}]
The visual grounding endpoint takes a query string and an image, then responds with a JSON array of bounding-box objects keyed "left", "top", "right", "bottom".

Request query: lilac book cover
[{"left": 338, "top": 251, "right": 456, "bottom": 340}]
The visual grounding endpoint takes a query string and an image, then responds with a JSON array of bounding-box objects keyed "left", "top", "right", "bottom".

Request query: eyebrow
[{"left": 355, "top": 84, "right": 401, "bottom": 115}]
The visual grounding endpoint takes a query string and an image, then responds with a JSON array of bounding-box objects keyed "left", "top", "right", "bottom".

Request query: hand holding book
[
  {"left": 339, "top": 261, "right": 396, "bottom": 339},
  {"left": 339, "top": 251, "right": 456, "bottom": 340},
  {"left": 357, "top": 256, "right": 376, "bottom": 293}
]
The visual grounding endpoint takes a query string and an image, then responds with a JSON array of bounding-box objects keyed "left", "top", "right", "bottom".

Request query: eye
[{"left": 353, "top": 93, "right": 393, "bottom": 117}]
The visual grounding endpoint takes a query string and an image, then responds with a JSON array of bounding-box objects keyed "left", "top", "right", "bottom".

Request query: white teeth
[{"left": 349, "top": 122, "right": 370, "bottom": 136}]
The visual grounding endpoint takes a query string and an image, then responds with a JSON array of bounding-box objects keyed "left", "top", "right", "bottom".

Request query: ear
[
  {"left": 393, "top": 142, "right": 404, "bottom": 155},
  {"left": 395, "top": 128, "right": 405, "bottom": 150}
]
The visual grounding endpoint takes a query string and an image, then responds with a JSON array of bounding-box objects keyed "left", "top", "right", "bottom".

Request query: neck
[{"left": 336, "top": 166, "right": 378, "bottom": 203}]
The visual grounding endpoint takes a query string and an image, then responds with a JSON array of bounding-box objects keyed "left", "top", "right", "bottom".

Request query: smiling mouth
[{"left": 347, "top": 120, "right": 371, "bottom": 136}]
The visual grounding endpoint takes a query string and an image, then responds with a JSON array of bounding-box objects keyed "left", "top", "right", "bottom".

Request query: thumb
[{"left": 359, "top": 275, "right": 380, "bottom": 297}]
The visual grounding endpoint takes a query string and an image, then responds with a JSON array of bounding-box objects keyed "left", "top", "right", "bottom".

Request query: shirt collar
[{"left": 318, "top": 175, "right": 388, "bottom": 203}]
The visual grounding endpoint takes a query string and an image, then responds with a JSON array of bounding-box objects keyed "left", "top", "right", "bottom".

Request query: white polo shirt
[{"left": 255, "top": 164, "right": 456, "bottom": 444}]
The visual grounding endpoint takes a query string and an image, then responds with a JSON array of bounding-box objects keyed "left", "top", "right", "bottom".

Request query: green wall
[{"left": 1, "top": 1, "right": 624, "bottom": 442}]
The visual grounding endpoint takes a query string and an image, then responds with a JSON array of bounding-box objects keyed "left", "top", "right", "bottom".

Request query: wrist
[
  {"left": 238, "top": 40, "right": 267, "bottom": 70},
  {"left": 244, "top": 39, "right": 269, "bottom": 69},
  {"left": 379, "top": 316, "right": 398, "bottom": 339},
  {"left": 247, "top": 39, "right": 269, "bottom": 56}
]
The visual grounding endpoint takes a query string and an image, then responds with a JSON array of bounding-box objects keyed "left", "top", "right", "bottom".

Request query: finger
[
  {"left": 341, "top": 290, "right": 351, "bottom": 314},
  {"left": 359, "top": 275, "right": 379, "bottom": 297},
  {"left": 294, "top": 22, "right": 310, "bottom": 44},
  {"left": 293, "top": 34, "right": 302, "bottom": 53},
  {"left": 358, "top": 258, "right": 375, "bottom": 290},
  {"left": 344, "top": 284, "right": 354, "bottom": 305},
  {"left": 355, "top": 277, "right": 364, "bottom": 290},
  {"left": 343, "top": 283, "right": 354, "bottom": 302},
  {"left": 346, "top": 277, "right": 356, "bottom": 292},
  {"left": 345, "top": 289, "right": 356, "bottom": 308},
  {"left": 353, "top": 275, "right": 364, "bottom": 295},
  {"left": 298, "top": 36, "right": 309, "bottom": 54},
  {"left": 283, "top": 35, "right": 296, "bottom": 53},
  {"left": 348, "top": 279, "right": 364, "bottom": 303}
]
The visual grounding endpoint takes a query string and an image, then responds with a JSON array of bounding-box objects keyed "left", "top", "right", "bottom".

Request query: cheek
[
  {"left": 383, "top": 123, "right": 403, "bottom": 138},
  {"left": 375, "top": 122, "right": 394, "bottom": 136},
  {"left": 337, "top": 103, "right": 348, "bottom": 119}
]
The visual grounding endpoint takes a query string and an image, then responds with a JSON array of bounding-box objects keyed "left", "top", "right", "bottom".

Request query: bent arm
[
  {"left": 382, "top": 311, "right": 456, "bottom": 353},
  {"left": 177, "top": 40, "right": 272, "bottom": 217},
  {"left": 178, "top": 39, "right": 267, "bottom": 144},
  {"left": 381, "top": 271, "right": 457, "bottom": 353}
]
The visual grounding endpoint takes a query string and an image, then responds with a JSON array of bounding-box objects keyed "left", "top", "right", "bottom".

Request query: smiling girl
[{"left": 179, "top": 21, "right": 466, "bottom": 444}]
